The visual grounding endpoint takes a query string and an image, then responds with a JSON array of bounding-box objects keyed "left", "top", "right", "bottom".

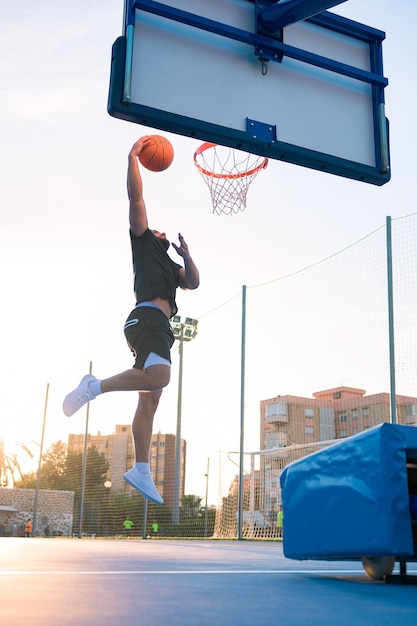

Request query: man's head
[{"left": 151, "top": 229, "right": 170, "bottom": 251}]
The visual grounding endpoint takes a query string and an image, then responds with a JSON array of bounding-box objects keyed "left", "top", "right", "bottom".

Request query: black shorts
[{"left": 124, "top": 306, "right": 174, "bottom": 370}]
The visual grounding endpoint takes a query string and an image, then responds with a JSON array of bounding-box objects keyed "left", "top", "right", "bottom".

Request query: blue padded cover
[{"left": 280, "top": 423, "right": 417, "bottom": 559}]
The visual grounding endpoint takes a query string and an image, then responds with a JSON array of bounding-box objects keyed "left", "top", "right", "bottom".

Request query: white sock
[
  {"left": 135, "top": 462, "right": 150, "bottom": 474},
  {"left": 90, "top": 380, "right": 102, "bottom": 397}
]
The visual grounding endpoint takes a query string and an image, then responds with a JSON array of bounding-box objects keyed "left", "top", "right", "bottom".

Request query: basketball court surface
[{"left": 2, "top": 538, "right": 417, "bottom": 625}]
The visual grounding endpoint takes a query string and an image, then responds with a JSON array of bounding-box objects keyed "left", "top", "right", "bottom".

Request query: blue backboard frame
[{"left": 108, "top": 0, "right": 390, "bottom": 185}]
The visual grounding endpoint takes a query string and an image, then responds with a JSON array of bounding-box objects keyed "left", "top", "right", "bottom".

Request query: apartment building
[
  {"left": 261, "top": 386, "right": 417, "bottom": 449},
  {"left": 67, "top": 426, "right": 186, "bottom": 507}
]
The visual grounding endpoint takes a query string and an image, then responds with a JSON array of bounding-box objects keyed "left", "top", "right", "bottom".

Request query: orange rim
[{"left": 193, "top": 143, "right": 268, "bottom": 180}]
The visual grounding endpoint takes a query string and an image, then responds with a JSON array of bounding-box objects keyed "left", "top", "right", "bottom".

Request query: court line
[{"left": 0, "top": 569, "right": 382, "bottom": 576}]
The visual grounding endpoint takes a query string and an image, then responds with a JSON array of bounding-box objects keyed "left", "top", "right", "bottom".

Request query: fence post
[
  {"left": 386, "top": 216, "right": 397, "bottom": 424},
  {"left": 33, "top": 383, "right": 49, "bottom": 537},
  {"left": 78, "top": 361, "right": 93, "bottom": 538},
  {"left": 238, "top": 285, "right": 247, "bottom": 540}
]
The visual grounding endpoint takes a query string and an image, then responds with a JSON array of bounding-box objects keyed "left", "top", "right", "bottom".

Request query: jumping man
[{"left": 63, "top": 136, "right": 200, "bottom": 504}]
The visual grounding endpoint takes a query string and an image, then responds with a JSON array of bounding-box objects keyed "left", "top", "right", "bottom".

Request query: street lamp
[
  {"left": 171, "top": 316, "right": 198, "bottom": 525},
  {"left": 204, "top": 457, "right": 210, "bottom": 537},
  {"left": 104, "top": 479, "right": 112, "bottom": 536}
]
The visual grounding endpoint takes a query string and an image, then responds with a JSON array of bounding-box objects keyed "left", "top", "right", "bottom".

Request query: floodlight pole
[
  {"left": 172, "top": 317, "right": 198, "bottom": 525},
  {"left": 172, "top": 324, "right": 184, "bottom": 525}
]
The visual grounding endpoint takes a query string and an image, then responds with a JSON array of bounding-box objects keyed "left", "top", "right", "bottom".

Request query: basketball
[{"left": 139, "top": 135, "right": 174, "bottom": 172}]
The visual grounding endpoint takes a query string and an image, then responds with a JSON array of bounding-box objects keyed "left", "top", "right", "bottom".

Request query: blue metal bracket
[
  {"left": 246, "top": 118, "right": 277, "bottom": 143},
  {"left": 255, "top": 1, "right": 284, "bottom": 66}
]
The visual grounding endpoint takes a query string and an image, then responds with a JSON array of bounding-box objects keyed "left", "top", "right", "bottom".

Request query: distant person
[
  {"left": 25, "top": 519, "right": 32, "bottom": 537},
  {"left": 151, "top": 521, "right": 159, "bottom": 536},
  {"left": 123, "top": 518, "right": 134, "bottom": 537},
  {"left": 44, "top": 524, "right": 51, "bottom": 537},
  {"left": 63, "top": 137, "right": 200, "bottom": 506},
  {"left": 277, "top": 505, "right": 283, "bottom": 538}
]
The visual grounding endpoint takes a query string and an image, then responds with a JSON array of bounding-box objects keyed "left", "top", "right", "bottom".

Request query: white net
[
  {"left": 194, "top": 143, "right": 268, "bottom": 215},
  {"left": 215, "top": 442, "right": 336, "bottom": 539}
]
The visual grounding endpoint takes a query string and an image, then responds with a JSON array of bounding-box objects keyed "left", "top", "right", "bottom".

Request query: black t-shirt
[{"left": 130, "top": 228, "right": 181, "bottom": 317}]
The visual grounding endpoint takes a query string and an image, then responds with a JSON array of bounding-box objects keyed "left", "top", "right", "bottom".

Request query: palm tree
[{"left": 1, "top": 441, "right": 36, "bottom": 487}]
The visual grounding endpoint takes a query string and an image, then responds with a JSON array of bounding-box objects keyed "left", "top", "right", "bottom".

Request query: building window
[
  {"left": 305, "top": 409, "right": 314, "bottom": 418},
  {"left": 339, "top": 413, "right": 347, "bottom": 422},
  {"left": 265, "top": 433, "right": 280, "bottom": 449},
  {"left": 266, "top": 403, "right": 287, "bottom": 417},
  {"left": 305, "top": 426, "right": 314, "bottom": 435},
  {"left": 339, "top": 429, "right": 347, "bottom": 438}
]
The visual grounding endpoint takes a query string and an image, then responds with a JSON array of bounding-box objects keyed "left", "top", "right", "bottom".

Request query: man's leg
[
  {"left": 132, "top": 389, "right": 162, "bottom": 462},
  {"left": 123, "top": 389, "right": 164, "bottom": 505},
  {"left": 101, "top": 365, "right": 170, "bottom": 393},
  {"left": 63, "top": 365, "right": 170, "bottom": 417}
]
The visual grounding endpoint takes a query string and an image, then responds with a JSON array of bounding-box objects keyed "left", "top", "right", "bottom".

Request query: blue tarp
[{"left": 280, "top": 423, "right": 417, "bottom": 559}]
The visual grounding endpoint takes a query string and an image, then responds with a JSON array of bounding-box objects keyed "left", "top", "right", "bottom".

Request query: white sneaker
[
  {"left": 124, "top": 467, "right": 164, "bottom": 505},
  {"left": 63, "top": 374, "right": 97, "bottom": 417}
]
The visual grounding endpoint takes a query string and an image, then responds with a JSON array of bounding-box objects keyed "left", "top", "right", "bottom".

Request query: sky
[{"left": 1, "top": 0, "right": 417, "bottom": 503}]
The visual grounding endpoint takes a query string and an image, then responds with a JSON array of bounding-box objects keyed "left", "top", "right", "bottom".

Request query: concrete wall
[{"left": 0, "top": 488, "right": 74, "bottom": 537}]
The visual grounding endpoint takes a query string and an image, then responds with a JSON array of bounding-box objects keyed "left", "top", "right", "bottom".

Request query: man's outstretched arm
[
  {"left": 173, "top": 233, "right": 200, "bottom": 290},
  {"left": 127, "top": 137, "right": 152, "bottom": 236}
]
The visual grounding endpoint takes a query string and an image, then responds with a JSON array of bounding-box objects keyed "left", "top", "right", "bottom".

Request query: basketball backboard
[{"left": 108, "top": 0, "right": 390, "bottom": 185}]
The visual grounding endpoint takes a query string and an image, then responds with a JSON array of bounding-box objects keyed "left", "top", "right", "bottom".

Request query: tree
[
  {"left": 13, "top": 442, "right": 109, "bottom": 506},
  {"left": 65, "top": 446, "right": 110, "bottom": 502},
  {"left": 38, "top": 441, "right": 69, "bottom": 490},
  {"left": 180, "top": 494, "right": 202, "bottom": 520},
  {"left": 63, "top": 445, "right": 110, "bottom": 535}
]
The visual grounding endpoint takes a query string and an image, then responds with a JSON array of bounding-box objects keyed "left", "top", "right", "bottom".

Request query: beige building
[
  {"left": 261, "top": 386, "right": 417, "bottom": 449},
  {"left": 68, "top": 425, "right": 133, "bottom": 491},
  {"left": 67, "top": 427, "right": 186, "bottom": 507}
]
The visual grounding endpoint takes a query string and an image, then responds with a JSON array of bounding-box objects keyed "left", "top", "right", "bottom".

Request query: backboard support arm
[
  {"left": 129, "top": 1, "right": 387, "bottom": 89},
  {"left": 258, "top": 0, "right": 348, "bottom": 32}
]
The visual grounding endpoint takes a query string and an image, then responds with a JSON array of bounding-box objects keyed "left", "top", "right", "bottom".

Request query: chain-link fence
[{"left": 1, "top": 213, "right": 417, "bottom": 538}]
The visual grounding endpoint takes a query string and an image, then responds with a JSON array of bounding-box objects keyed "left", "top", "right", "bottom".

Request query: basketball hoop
[{"left": 193, "top": 143, "right": 268, "bottom": 215}]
